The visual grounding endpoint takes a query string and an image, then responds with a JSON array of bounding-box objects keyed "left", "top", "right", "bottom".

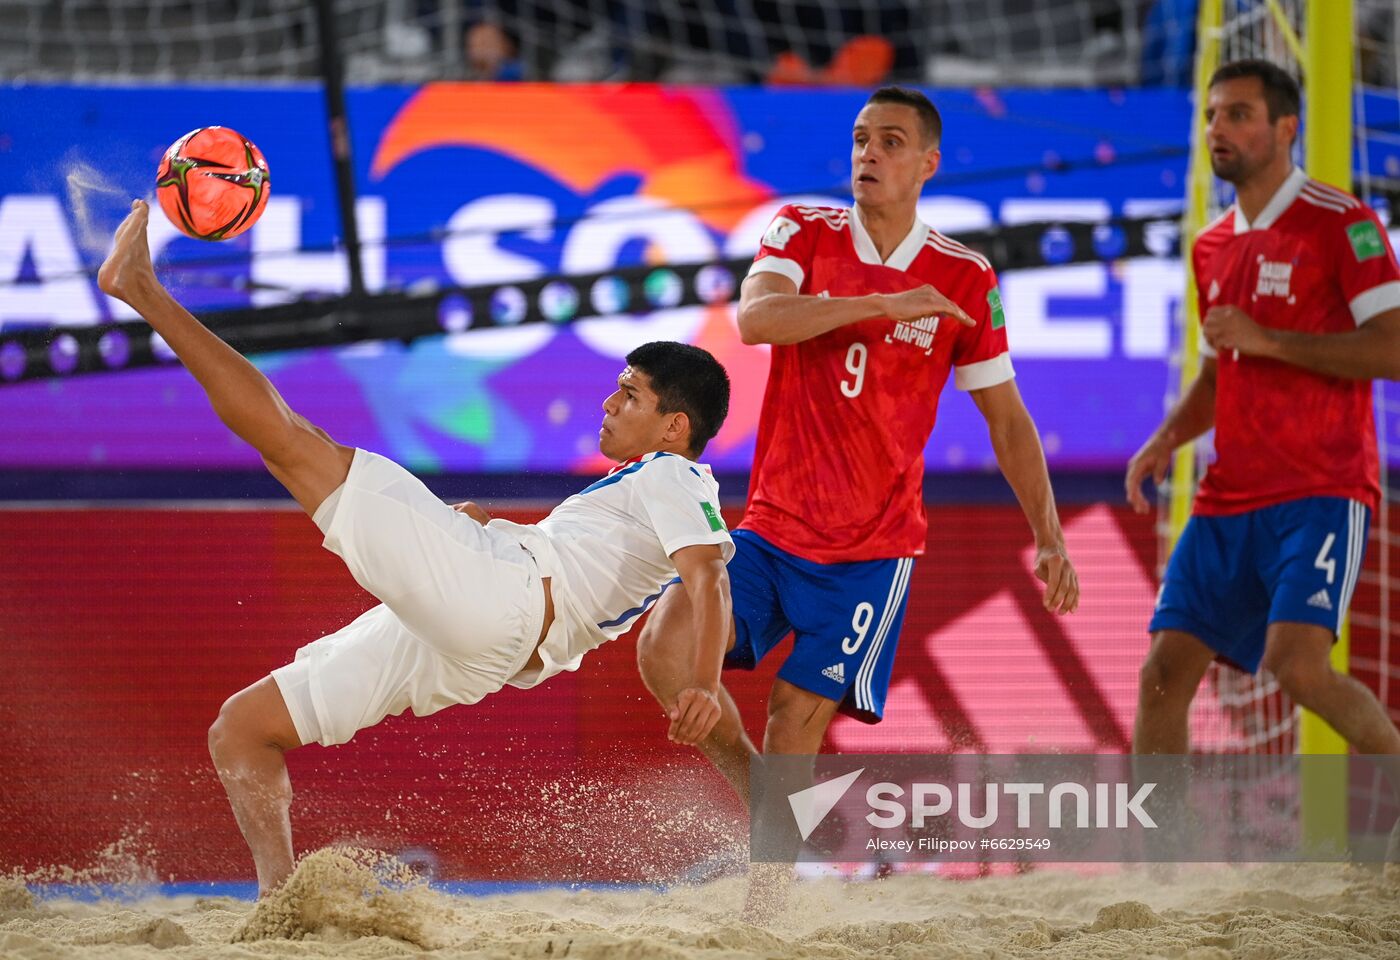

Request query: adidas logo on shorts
[
  {"left": 822, "top": 663, "right": 846, "bottom": 683},
  {"left": 1307, "top": 589, "right": 1333, "bottom": 611}
]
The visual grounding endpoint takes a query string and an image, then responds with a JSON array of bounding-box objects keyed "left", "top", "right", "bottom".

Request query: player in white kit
[{"left": 98, "top": 200, "right": 735, "bottom": 895}]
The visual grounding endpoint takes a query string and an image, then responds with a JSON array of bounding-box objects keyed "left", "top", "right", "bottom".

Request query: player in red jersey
[
  {"left": 1128, "top": 60, "right": 1400, "bottom": 759},
  {"left": 636, "top": 88, "right": 1079, "bottom": 888}
]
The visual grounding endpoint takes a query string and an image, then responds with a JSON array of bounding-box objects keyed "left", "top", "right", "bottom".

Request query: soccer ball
[{"left": 155, "top": 126, "right": 270, "bottom": 241}]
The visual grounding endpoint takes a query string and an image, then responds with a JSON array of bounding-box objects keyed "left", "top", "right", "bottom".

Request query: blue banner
[{"left": 0, "top": 84, "right": 1240, "bottom": 474}]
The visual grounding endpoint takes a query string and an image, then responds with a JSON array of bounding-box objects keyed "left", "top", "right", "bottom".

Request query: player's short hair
[
  {"left": 865, "top": 86, "right": 942, "bottom": 146},
  {"left": 1209, "top": 59, "right": 1301, "bottom": 123},
  {"left": 625, "top": 341, "right": 730, "bottom": 458}
]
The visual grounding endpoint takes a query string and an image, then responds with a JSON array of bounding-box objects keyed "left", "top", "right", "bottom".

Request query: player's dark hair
[
  {"left": 625, "top": 341, "right": 730, "bottom": 458},
  {"left": 1209, "top": 59, "right": 1301, "bottom": 123},
  {"left": 865, "top": 86, "right": 942, "bottom": 146}
]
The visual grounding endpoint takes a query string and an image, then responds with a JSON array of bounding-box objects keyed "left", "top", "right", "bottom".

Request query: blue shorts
[
  {"left": 724, "top": 529, "right": 914, "bottom": 723},
  {"left": 1149, "top": 497, "right": 1370, "bottom": 673}
]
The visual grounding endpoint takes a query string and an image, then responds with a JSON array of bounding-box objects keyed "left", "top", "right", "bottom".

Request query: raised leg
[{"left": 97, "top": 200, "right": 351, "bottom": 515}]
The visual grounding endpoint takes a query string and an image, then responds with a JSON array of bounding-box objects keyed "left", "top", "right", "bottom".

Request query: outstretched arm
[
  {"left": 1204, "top": 306, "right": 1400, "bottom": 381},
  {"left": 970, "top": 380, "right": 1079, "bottom": 614},
  {"left": 737, "top": 271, "right": 975, "bottom": 346},
  {"left": 98, "top": 200, "right": 351, "bottom": 514},
  {"left": 666, "top": 543, "right": 732, "bottom": 745}
]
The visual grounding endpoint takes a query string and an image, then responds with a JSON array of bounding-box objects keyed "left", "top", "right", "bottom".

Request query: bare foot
[{"left": 96, "top": 199, "right": 156, "bottom": 304}]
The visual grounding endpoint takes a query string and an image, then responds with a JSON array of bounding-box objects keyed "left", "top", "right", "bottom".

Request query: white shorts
[{"left": 271, "top": 449, "right": 544, "bottom": 746}]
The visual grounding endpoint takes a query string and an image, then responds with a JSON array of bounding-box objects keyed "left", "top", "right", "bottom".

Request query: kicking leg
[
  {"left": 208, "top": 676, "right": 303, "bottom": 895},
  {"left": 97, "top": 200, "right": 350, "bottom": 514},
  {"left": 100, "top": 205, "right": 342, "bottom": 888},
  {"left": 637, "top": 584, "right": 757, "bottom": 803}
]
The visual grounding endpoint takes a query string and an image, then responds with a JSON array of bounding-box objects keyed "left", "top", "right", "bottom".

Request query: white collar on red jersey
[
  {"left": 849, "top": 204, "right": 929, "bottom": 271},
  {"left": 1233, "top": 166, "right": 1307, "bottom": 234}
]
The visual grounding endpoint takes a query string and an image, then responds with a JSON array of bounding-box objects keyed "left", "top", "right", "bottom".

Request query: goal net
[
  {"left": 1352, "top": 0, "right": 1400, "bottom": 835},
  {"left": 0, "top": 0, "right": 1174, "bottom": 87}
]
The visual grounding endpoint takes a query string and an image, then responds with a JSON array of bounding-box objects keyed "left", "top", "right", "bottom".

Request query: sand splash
[
  {"left": 234, "top": 846, "right": 457, "bottom": 947},
  {"left": 64, "top": 158, "right": 134, "bottom": 258},
  {"left": 3, "top": 856, "right": 1400, "bottom": 958},
  {"left": 0, "top": 875, "right": 36, "bottom": 916}
]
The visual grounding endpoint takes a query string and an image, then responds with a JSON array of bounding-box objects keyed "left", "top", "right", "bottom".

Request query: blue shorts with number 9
[
  {"left": 1149, "top": 496, "right": 1370, "bottom": 673},
  {"left": 723, "top": 529, "right": 914, "bottom": 723}
]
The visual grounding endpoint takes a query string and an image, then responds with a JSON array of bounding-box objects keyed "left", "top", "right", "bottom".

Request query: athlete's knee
[
  {"left": 765, "top": 685, "right": 837, "bottom": 754},
  {"left": 209, "top": 680, "right": 298, "bottom": 762},
  {"left": 763, "top": 721, "right": 809, "bottom": 755},
  {"left": 634, "top": 631, "right": 670, "bottom": 695},
  {"left": 764, "top": 713, "right": 827, "bottom": 754},
  {"left": 636, "top": 590, "right": 692, "bottom": 687},
  {"left": 1267, "top": 653, "right": 1331, "bottom": 706},
  {"left": 259, "top": 413, "right": 348, "bottom": 473},
  {"left": 208, "top": 695, "right": 247, "bottom": 764},
  {"left": 1139, "top": 647, "right": 1201, "bottom": 706}
]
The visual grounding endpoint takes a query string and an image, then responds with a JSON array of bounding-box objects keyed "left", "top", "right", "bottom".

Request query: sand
[{"left": 3, "top": 850, "right": 1400, "bottom": 959}]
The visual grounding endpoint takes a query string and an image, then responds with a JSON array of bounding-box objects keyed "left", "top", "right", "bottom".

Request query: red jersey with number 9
[
  {"left": 1192, "top": 169, "right": 1400, "bottom": 516},
  {"left": 742, "top": 203, "right": 1013, "bottom": 563}
]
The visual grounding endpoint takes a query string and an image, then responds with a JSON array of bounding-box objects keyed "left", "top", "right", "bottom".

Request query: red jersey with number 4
[
  {"left": 742, "top": 203, "right": 1013, "bottom": 563},
  {"left": 1192, "top": 169, "right": 1400, "bottom": 516}
]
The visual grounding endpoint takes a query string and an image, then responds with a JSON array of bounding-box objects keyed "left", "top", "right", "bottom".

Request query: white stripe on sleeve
[
  {"left": 1348, "top": 280, "right": 1400, "bottom": 326},
  {"left": 953, "top": 353, "right": 1015, "bottom": 391},
  {"left": 747, "top": 256, "right": 804, "bottom": 291}
]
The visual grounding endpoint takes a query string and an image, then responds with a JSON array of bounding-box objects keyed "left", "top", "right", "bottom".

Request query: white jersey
[{"left": 488, "top": 451, "right": 734, "bottom": 685}]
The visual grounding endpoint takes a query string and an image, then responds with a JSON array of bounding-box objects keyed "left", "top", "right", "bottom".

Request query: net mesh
[
  {"left": 0, "top": 0, "right": 1178, "bottom": 87},
  {"left": 1352, "top": 0, "right": 1400, "bottom": 835}
]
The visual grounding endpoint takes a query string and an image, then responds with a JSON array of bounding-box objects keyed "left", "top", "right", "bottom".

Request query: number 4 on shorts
[{"left": 1314, "top": 532, "right": 1337, "bottom": 585}]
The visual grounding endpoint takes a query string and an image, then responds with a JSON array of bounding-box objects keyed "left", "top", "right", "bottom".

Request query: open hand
[
  {"left": 667, "top": 686, "right": 720, "bottom": 746},
  {"left": 879, "top": 284, "right": 976, "bottom": 327},
  {"left": 97, "top": 200, "right": 157, "bottom": 305}
]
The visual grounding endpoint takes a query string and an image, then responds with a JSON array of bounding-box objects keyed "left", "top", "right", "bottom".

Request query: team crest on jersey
[
  {"left": 886, "top": 315, "right": 940, "bottom": 355},
  {"left": 763, "top": 216, "right": 801, "bottom": 250},
  {"left": 1254, "top": 258, "right": 1295, "bottom": 302}
]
